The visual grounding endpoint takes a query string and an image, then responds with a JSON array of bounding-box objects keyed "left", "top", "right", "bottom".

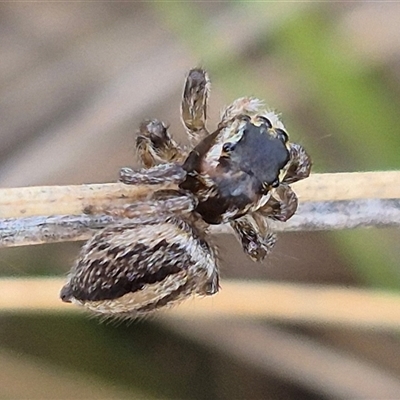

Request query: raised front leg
[
  {"left": 282, "top": 142, "right": 312, "bottom": 184},
  {"left": 230, "top": 213, "right": 276, "bottom": 262},
  {"left": 181, "top": 68, "right": 210, "bottom": 146},
  {"left": 136, "top": 119, "right": 185, "bottom": 168}
]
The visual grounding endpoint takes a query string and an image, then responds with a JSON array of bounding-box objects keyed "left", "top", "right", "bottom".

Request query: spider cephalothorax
[{"left": 60, "top": 68, "right": 311, "bottom": 317}]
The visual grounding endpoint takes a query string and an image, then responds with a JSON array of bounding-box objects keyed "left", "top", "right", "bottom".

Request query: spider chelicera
[{"left": 60, "top": 68, "right": 311, "bottom": 317}]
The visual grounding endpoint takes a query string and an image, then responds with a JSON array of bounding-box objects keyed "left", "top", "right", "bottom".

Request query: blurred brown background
[{"left": 1, "top": 2, "right": 400, "bottom": 399}]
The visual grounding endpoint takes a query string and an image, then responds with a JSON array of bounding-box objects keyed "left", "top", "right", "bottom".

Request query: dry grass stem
[
  {"left": 0, "top": 171, "right": 399, "bottom": 218},
  {"left": 2, "top": 277, "right": 400, "bottom": 331},
  {"left": 0, "top": 171, "right": 399, "bottom": 247}
]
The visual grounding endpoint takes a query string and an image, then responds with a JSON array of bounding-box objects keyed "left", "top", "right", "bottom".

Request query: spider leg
[
  {"left": 282, "top": 142, "right": 312, "bottom": 184},
  {"left": 85, "top": 191, "right": 197, "bottom": 220},
  {"left": 230, "top": 185, "right": 298, "bottom": 262},
  {"left": 136, "top": 119, "right": 186, "bottom": 168},
  {"left": 181, "top": 68, "right": 210, "bottom": 146},
  {"left": 258, "top": 184, "right": 299, "bottom": 222},
  {"left": 60, "top": 214, "right": 219, "bottom": 317},
  {"left": 230, "top": 213, "right": 276, "bottom": 262},
  {"left": 120, "top": 163, "right": 186, "bottom": 185}
]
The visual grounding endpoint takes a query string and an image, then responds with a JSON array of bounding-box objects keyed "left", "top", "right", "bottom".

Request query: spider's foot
[
  {"left": 136, "top": 119, "right": 183, "bottom": 167},
  {"left": 181, "top": 68, "right": 210, "bottom": 145},
  {"left": 231, "top": 215, "right": 276, "bottom": 262}
]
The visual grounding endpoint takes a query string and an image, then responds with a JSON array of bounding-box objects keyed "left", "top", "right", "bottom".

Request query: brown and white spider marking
[{"left": 60, "top": 68, "right": 311, "bottom": 318}]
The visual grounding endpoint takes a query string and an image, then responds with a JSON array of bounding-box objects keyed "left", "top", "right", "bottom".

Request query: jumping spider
[{"left": 60, "top": 68, "right": 311, "bottom": 317}]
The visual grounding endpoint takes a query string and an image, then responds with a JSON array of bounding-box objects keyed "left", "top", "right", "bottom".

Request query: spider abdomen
[{"left": 60, "top": 216, "right": 219, "bottom": 317}]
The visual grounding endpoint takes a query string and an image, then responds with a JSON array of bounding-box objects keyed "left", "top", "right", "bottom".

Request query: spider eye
[
  {"left": 239, "top": 115, "right": 251, "bottom": 122},
  {"left": 275, "top": 128, "right": 288, "bottom": 143},
  {"left": 261, "top": 179, "right": 280, "bottom": 194},
  {"left": 271, "top": 179, "right": 280, "bottom": 188},
  {"left": 222, "top": 142, "right": 236, "bottom": 153},
  {"left": 258, "top": 116, "right": 272, "bottom": 129},
  {"left": 260, "top": 183, "right": 269, "bottom": 195}
]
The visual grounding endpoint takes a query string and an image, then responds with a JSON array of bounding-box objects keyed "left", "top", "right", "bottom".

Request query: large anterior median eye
[
  {"left": 275, "top": 128, "right": 288, "bottom": 143},
  {"left": 257, "top": 115, "right": 272, "bottom": 128},
  {"left": 261, "top": 178, "right": 280, "bottom": 195},
  {"left": 271, "top": 179, "right": 280, "bottom": 188}
]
